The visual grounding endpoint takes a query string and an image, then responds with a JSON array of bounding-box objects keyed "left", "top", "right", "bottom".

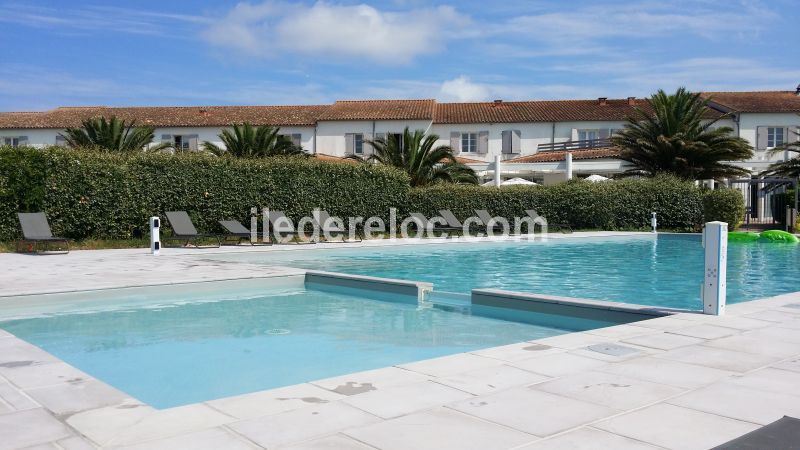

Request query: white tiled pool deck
[{"left": 1, "top": 233, "right": 799, "bottom": 450}]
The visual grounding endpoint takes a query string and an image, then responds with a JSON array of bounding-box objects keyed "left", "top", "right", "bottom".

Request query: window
[
  {"left": 171, "top": 135, "right": 198, "bottom": 151},
  {"left": 2, "top": 136, "right": 26, "bottom": 147},
  {"left": 767, "top": 127, "right": 785, "bottom": 148},
  {"left": 279, "top": 133, "right": 302, "bottom": 147},
  {"left": 461, "top": 132, "right": 477, "bottom": 153},
  {"left": 577, "top": 130, "right": 599, "bottom": 141},
  {"left": 354, "top": 134, "right": 364, "bottom": 154}
]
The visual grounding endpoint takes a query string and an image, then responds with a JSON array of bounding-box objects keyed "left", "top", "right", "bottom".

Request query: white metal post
[
  {"left": 701, "top": 221, "right": 728, "bottom": 315},
  {"left": 565, "top": 152, "right": 573, "bottom": 180},
  {"left": 651, "top": 212, "right": 657, "bottom": 233},
  {"left": 149, "top": 216, "right": 160, "bottom": 255},
  {"left": 493, "top": 155, "right": 501, "bottom": 187}
]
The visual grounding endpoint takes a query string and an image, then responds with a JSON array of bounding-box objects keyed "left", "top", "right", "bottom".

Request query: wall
[
  {"left": 315, "top": 120, "right": 432, "bottom": 156},
  {"left": 737, "top": 113, "right": 800, "bottom": 163}
]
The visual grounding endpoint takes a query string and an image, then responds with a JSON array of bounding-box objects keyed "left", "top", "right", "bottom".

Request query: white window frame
[
  {"left": 171, "top": 135, "right": 198, "bottom": 151},
  {"left": 767, "top": 127, "right": 785, "bottom": 149},
  {"left": 353, "top": 133, "right": 364, "bottom": 154},
  {"left": 577, "top": 129, "right": 599, "bottom": 141},
  {"left": 2, "top": 137, "right": 21, "bottom": 147},
  {"left": 461, "top": 132, "right": 477, "bottom": 153}
]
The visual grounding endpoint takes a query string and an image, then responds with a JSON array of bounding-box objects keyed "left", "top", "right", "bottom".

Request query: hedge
[
  {"left": 0, "top": 147, "right": 746, "bottom": 241},
  {"left": 0, "top": 146, "right": 410, "bottom": 240},
  {"left": 409, "top": 176, "right": 745, "bottom": 232}
]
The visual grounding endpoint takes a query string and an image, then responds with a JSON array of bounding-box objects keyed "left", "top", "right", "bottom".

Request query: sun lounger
[
  {"left": 524, "top": 210, "right": 572, "bottom": 233},
  {"left": 219, "top": 220, "right": 270, "bottom": 245},
  {"left": 410, "top": 212, "right": 460, "bottom": 236},
  {"left": 267, "top": 210, "right": 316, "bottom": 244},
  {"left": 16, "top": 212, "right": 70, "bottom": 254},
  {"left": 313, "top": 210, "right": 361, "bottom": 242},
  {"left": 164, "top": 211, "right": 221, "bottom": 248}
]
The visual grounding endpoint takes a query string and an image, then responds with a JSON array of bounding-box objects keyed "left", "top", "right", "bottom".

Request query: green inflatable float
[{"left": 728, "top": 230, "right": 799, "bottom": 244}]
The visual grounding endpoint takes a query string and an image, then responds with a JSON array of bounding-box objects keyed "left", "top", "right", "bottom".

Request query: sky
[{"left": 0, "top": 0, "right": 798, "bottom": 111}]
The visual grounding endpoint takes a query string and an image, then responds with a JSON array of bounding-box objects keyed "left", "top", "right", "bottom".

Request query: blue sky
[{"left": 1, "top": 0, "right": 797, "bottom": 110}]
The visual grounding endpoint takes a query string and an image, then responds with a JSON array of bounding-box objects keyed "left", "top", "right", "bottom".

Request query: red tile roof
[
  {"left": 507, "top": 147, "right": 621, "bottom": 163},
  {"left": 318, "top": 99, "right": 435, "bottom": 121},
  {"left": 0, "top": 105, "right": 329, "bottom": 129},
  {"left": 702, "top": 91, "right": 800, "bottom": 113}
]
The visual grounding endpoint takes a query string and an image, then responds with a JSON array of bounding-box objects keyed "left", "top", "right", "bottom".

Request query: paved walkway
[{"left": 1, "top": 237, "right": 799, "bottom": 449}]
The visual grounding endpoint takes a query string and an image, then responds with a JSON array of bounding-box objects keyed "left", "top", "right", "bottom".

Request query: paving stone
[
  {"left": 532, "top": 332, "right": 607, "bottom": 349},
  {"left": 0, "top": 377, "right": 39, "bottom": 412},
  {"left": 509, "top": 352, "right": 608, "bottom": 377},
  {"left": 206, "top": 383, "right": 345, "bottom": 420},
  {"left": 595, "top": 356, "right": 734, "bottom": 389},
  {"left": 24, "top": 379, "right": 131, "bottom": 415},
  {"left": 594, "top": 403, "right": 760, "bottom": 450},
  {"left": 707, "top": 316, "right": 774, "bottom": 330},
  {"left": 726, "top": 367, "right": 800, "bottom": 394},
  {"left": 0, "top": 362, "right": 90, "bottom": 390},
  {"left": 667, "top": 324, "right": 740, "bottom": 339},
  {"left": 66, "top": 400, "right": 156, "bottom": 446},
  {"left": 449, "top": 387, "right": 617, "bottom": 437},
  {"left": 772, "top": 355, "right": 800, "bottom": 373},
  {"left": 397, "top": 353, "right": 502, "bottom": 377},
  {"left": 228, "top": 402, "right": 380, "bottom": 449},
  {"left": 0, "top": 329, "right": 13, "bottom": 339},
  {"left": 279, "top": 434, "right": 378, "bottom": 450},
  {"left": 435, "top": 364, "right": 550, "bottom": 396},
  {"left": 106, "top": 403, "right": 235, "bottom": 447},
  {"left": 54, "top": 436, "right": 98, "bottom": 450},
  {"left": 743, "top": 309, "right": 800, "bottom": 323},
  {"left": 0, "top": 408, "right": 72, "bottom": 450},
  {"left": 343, "top": 407, "right": 536, "bottom": 450},
  {"left": 0, "top": 338, "right": 59, "bottom": 366},
  {"left": 469, "top": 341, "right": 564, "bottom": 362},
  {"left": 653, "top": 344, "right": 778, "bottom": 373},
  {"left": 516, "top": 426, "right": 661, "bottom": 449},
  {"left": 534, "top": 371, "right": 684, "bottom": 410},
  {"left": 310, "top": 366, "right": 429, "bottom": 394},
  {"left": 702, "top": 332, "right": 800, "bottom": 358},
  {"left": 629, "top": 316, "right": 705, "bottom": 330},
  {"left": 584, "top": 324, "right": 660, "bottom": 340},
  {"left": 341, "top": 380, "right": 472, "bottom": 419},
  {"left": 668, "top": 382, "right": 800, "bottom": 425},
  {"left": 108, "top": 427, "right": 257, "bottom": 450},
  {"left": 622, "top": 332, "right": 705, "bottom": 350}
]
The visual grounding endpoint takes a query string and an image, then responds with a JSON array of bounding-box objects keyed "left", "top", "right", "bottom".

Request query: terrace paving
[{"left": 0, "top": 234, "right": 798, "bottom": 449}]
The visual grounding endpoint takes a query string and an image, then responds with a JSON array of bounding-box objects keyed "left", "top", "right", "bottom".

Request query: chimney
[
  {"left": 598, "top": 97, "right": 608, "bottom": 105},
  {"left": 492, "top": 99, "right": 503, "bottom": 107},
  {"left": 627, "top": 96, "right": 636, "bottom": 106}
]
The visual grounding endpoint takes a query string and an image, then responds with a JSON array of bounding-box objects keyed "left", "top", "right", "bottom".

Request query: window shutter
[
  {"left": 477, "top": 131, "right": 489, "bottom": 154},
  {"left": 18, "top": 136, "right": 28, "bottom": 147},
  {"left": 756, "top": 126, "right": 768, "bottom": 150},
  {"left": 363, "top": 133, "right": 373, "bottom": 155},
  {"left": 449, "top": 132, "right": 461, "bottom": 154},
  {"left": 345, "top": 133, "right": 355, "bottom": 155},
  {"left": 187, "top": 135, "right": 199, "bottom": 151},
  {"left": 291, "top": 133, "right": 302, "bottom": 147},
  {"left": 501, "top": 130, "right": 511, "bottom": 154},
  {"left": 512, "top": 130, "right": 521, "bottom": 154},
  {"left": 788, "top": 126, "right": 799, "bottom": 143}
]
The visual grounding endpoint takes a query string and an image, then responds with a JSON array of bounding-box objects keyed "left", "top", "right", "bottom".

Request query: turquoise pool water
[
  {"left": 0, "top": 283, "right": 603, "bottom": 408},
  {"left": 214, "top": 234, "right": 800, "bottom": 310}
]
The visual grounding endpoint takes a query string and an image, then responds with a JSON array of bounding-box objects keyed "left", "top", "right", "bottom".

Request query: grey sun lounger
[
  {"left": 410, "top": 212, "right": 460, "bottom": 235},
  {"left": 439, "top": 209, "right": 485, "bottom": 233},
  {"left": 525, "top": 209, "right": 572, "bottom": 234},
  {"left": 16, "top": 212, "right": 71, "bottom": 254},
  {"left": 475, "top": 209, "right": 521, "bottom": 235},
  {"left": 164, "top": 211, "right": 221, "bottom": 248},
  {"left": 313, "top": 210, "right": 361, "bottom": 242},
  {"left": 267, "top": 210, "right": 316, "bottom": 244},
  {"left": 219, "top": 220, "right": 270, "bottom": 246}
]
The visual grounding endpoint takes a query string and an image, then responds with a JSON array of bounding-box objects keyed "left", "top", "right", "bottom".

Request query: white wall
[
  {"left": 315, "top": 120, "right": 431, "bottom": 156},
  {"left": 737, "top": 113, "right": 800, "bottom": 162},
  {"left": 0, "top": 129, "right": 63, "bottom": 147},
  {"left": 429, "top": 122, "right": 551, "bottom": 162}
]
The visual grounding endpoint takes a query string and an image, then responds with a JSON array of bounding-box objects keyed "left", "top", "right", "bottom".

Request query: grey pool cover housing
[{"left": 712, "top": 416, "right": 800, "bottom": 449}]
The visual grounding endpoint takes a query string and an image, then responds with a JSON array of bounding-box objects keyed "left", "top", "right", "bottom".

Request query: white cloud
[
  {"left": 438, "top": 76, "right": 491, "bottom": 102},
  {"left": 202, "top": 1, "right": 470, "bottom": 64}
]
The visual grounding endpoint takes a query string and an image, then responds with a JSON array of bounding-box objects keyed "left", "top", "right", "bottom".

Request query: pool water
[
  {"left": 0, "top": 284, "right": 594, "bottom": 408},
  {"left": 214, "top": 234, "right": 800, "bottom": 310}
]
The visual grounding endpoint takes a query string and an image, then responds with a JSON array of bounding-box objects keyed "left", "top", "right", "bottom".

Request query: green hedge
[
  {"left": 409, "top": 176, "right": 744, "bottom": 231},
  {"left": 0, "top": 147, "right": 747, "bottom": 241},
  {"left": 0, "top": 146, "right": 410, "bottom": 240}
]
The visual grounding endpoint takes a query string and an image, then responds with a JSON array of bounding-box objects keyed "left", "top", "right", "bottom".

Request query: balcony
[{"left": 537, "top": 138, "right": 612, "bottom": 152}]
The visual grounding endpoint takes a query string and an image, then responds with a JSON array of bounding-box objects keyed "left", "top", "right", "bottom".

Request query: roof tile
[
  {"left": 318, "top": 99, "right": 435, "bottom": 121},
  {"left": 702, "top": 91, "right": 800, "bottom": 113},
  {"left": 507, "top": 147, "right": 621, "bottom": 163}
]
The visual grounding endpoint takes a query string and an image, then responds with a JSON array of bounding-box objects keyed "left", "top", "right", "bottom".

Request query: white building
[{"left": 1, "top": 89, "right": 798, "bottom": 181}]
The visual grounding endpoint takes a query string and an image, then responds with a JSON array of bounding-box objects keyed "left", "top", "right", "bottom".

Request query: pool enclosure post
[
  {"left": 493, "top": 155, "right": 502, "bottom": 187},
  {"left": 651, "top": 212, "right": 657, "bottom": 233},
  {"left": 701, "top": 221, "right": 727, "bottom": 315},
  {"left": 149, "top": 216, "right": 160, "bottom": 255},
  {"left": 565, "top": 152, "right": 573, "bottom": 180}
]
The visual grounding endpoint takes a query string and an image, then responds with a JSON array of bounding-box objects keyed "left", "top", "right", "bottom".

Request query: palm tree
[
  {"left": 202, "top": 123, "right": 306, "bottom": 158},
  {"left": 349, "top": 127, "right": 477, "bottom": 187},
  {"left": 60, "top": 117, "right": 168, "bottom": 152},
  {"left": 762, "top": 129, "right": 800, "bottom": 178},
  {"left": 610, "top": 88, "right": 753, "bottom": 180}
]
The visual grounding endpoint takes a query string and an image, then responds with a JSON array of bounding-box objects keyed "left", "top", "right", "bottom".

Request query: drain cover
[
  {"left": 586, "top": 343, "right": 640, "bottom": 357},
  {"left": 266, "top": 329, "right": 291, "bottom": 335}
]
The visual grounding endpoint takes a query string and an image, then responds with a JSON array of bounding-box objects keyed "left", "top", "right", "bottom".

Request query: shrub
[
  {"left": 0, "top": 146, "right": 410, "bottom": 240},
  {"left": 702, "top": 188, "right": 745, "bottom": 228},
  {"left": 410, "top": 175, "right": 742, "bottom": 231}
]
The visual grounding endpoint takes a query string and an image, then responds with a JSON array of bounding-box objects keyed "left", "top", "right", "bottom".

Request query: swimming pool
[
  {"left": 212, "top": 234, "right": 800, "bottom": 310},
  {"left": 0, "top": 277, "right": 626, "bottom": 408}
]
